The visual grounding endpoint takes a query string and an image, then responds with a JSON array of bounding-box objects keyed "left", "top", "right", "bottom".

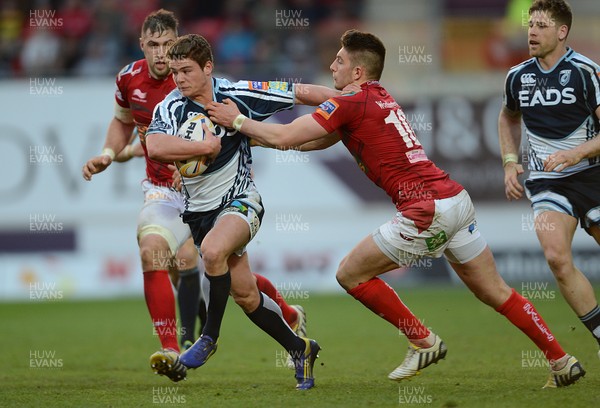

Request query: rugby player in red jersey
[
  {"left": 207, "top": 29, "right": 585, "bottom": 388},
  {"left": 82, "top": 10, "right": 307, "bottom": 382}
]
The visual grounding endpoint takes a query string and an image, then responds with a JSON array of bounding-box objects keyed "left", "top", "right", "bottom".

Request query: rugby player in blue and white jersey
[
  {"left": 145, "top": 34, "right": 339, "bottom": 390},
  {"left": 499, "top": 0, "right": 600, "bottom": 364}
]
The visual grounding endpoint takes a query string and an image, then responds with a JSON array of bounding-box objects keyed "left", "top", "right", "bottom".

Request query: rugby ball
[{"left": 175, "top": 113, "right": 216, "bottom": 177}]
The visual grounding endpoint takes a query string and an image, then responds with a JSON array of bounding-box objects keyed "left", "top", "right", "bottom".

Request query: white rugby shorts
[
  {"left": 137, "top": 180, "right": 192, "bottom": 254},
  {"left": 373, "top": 190, "right": 487, "bottom": 266}
]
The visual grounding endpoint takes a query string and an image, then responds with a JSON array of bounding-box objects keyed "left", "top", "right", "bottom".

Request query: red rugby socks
[
  {"left": 143, "top": 270, "right": 179, "bottom": 352},
  {"left": 254, "top": 273, "right": 298, "bottom": 327},
  {"left": 496, "top": 288, "right": 565, "bottom": 361},
  {"left": 348, "top": 277, "right": 430, "bottom": 342}
]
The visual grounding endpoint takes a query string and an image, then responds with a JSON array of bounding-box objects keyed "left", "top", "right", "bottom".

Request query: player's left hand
[
  {"left": 168, "top": 164, "right": 182, "bottom": 191},
  {"left": 543, "top": 149, "right": 581, "bottom": 172},
  {"left": 206, "top": 99, "right": 241, "bottom": 129},
  {"left": 82, "top": 154, "right": 112, "bottom": 181}
]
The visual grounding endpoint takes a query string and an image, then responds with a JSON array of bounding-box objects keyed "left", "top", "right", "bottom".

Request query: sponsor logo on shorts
[
  {"left": 221, "top": 201, "right": 249, "bottom": 217},
  {"left": 425, "top": 230, "right": 448, "bottom": 251},
  {"left": 232, "top": 200, "right": 248, "bottom": 215},
  {"left": 221, "top": 200, "right": 249, "bottom": 222}
]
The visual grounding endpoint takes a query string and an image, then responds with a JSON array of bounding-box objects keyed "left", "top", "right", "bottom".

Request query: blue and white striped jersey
[
  {"left": 504, "top": 48, "right": 600, "bottom": 179},
  {"left": 147, "top": 77, "right": 295, "bottom": 212}
]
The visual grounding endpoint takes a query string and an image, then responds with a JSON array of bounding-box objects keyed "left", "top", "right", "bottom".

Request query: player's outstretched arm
[
  {"left": 293, "top": 83, "right": 360, "bottom": 106},
  {"left": 146, "top": 125, "right": 221, "bottom": 162},
  {"left": 207, "top": 99, "right": 329, "bottom": 148},
  {"left": 297, "top": 133, "right": 341, "bottom": 151},
  {"left": 294, "top": 84, "right": 339, "bottom": 106},
  {"left": 498, "top": 106, "right": 524, "bottom": 201}
]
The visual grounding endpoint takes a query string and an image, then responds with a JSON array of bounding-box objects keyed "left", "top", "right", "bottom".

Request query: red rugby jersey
[
  {"left": 115, "top": 59, "right": 176, "bottom": 185},
  {"left": 312, "top": 81, "right": 463, "bottom": 211}
]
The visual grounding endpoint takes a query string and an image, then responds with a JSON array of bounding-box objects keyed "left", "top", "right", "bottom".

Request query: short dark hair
[
  {"left": 529, "top": 0, "right": 572, "bottom": 35},
  {"left": 340, "top": 29, "right": 386, "bottom": 80},
  {"left": 167, "top": 34, "right": 214, "bottom": 69},
  {"left": 141, "top": 9, "right": 179, "bottom": 37}
]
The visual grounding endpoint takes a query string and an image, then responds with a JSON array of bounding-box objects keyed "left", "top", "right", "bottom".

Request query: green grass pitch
[{"left": 1, "top": 287, "right": 599, "bottom": 407}]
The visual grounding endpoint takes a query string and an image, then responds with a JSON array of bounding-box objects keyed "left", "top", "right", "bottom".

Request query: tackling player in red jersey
[
  {"left": 207, "top": 29, "right": 585, "bottom": 388},
  {"left": 82, "top": 10, "right": 307, "bottom": 382},
  {"left": 311, "top": 93, "right": 463, "bottom": 212}
]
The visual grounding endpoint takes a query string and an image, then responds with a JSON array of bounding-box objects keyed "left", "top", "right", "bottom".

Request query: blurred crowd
[{"left": 0, "top": 0, "right": 364, "bottom": 80}]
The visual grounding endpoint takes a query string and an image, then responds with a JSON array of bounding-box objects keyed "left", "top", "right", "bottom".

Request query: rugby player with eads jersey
[
  {"left": 499, "top": 0, "right": 600, "bottom": 363},
  {"left": 145, "top": 34, "right": 341, "bottom": 390},
  {"left": 82, "top": 11, "right": 307, "bottom": 383},
  {"left": 207, "top": 29, "right": 585, "bottom": 388}
]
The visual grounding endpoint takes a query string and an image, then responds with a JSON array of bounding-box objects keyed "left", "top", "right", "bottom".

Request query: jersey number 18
[{"left": 384, "top": 109, "right": 422, "bottom": 148}]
